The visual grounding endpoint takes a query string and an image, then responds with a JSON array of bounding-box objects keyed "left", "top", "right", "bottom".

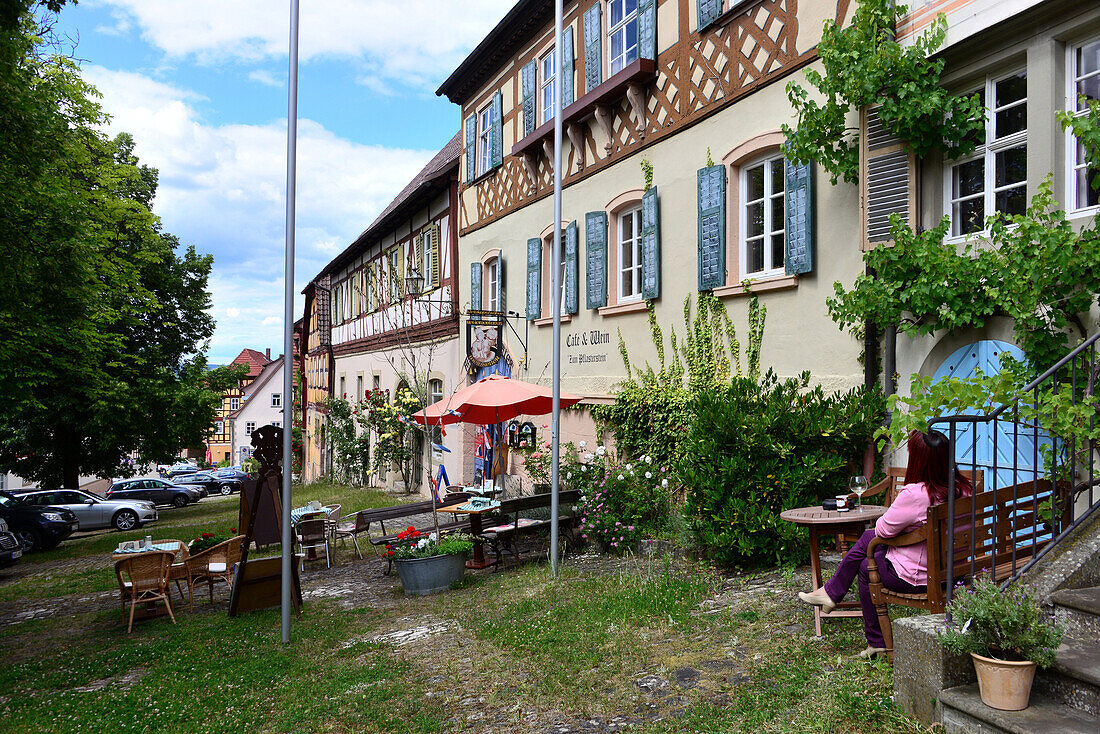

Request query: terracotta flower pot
[{"left": 971, "top": 652, "right": 1037, "bottom": 711}]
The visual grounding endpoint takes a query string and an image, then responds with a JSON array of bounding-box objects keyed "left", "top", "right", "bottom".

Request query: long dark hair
[{"left": 904, "top": 430, "right": 973, "bottom": 505}]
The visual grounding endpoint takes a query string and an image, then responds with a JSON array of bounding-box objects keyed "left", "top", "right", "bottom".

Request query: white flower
[
  {"left": 625, "top": 463, "right": 633, "bottom": 472},
  {"left": 596, "top": 446, "right": 606, "bottom": 456},
  {"left": 566, "top": 472, "right": 572, "bottom": 479},
  {"left": 584, "top": 452, "right": 595, "bottom": 461},
  {"left": 644, "top": 455, "right": 653, "bottom": 464},
  {"left": 645, "top": 471, "right": 652, "bottom": 479},
  {"left": 661, "top": 478, "right": 668, "bottom": 488},
  {"left": 429, "top": 532, "right": 438, "bottom": 542},
  {"left": 617, "top": 474, "right": 625, "bottom": 481},
  {"left": 581, "top": 466, "right": 587, "bottom": 473},
  {"left": 417, "top": 538, "right": 429, "bottom": 549},
  {"left": 579, "top": 440, "right": 587, "bottom": 449}
]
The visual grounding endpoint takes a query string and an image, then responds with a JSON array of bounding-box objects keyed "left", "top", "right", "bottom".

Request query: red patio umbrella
[{"left": 412, "top": 374, "right": 582, "bottom": 426}]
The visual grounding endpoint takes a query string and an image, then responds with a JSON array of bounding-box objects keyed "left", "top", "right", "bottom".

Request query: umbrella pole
[{"left": 549, "top": 0, "right": 563, "bottom": 579}]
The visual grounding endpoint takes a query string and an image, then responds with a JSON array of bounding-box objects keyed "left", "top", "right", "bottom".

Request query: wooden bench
[
  {"left": 478, "top": 489, "right": 582, "bottom": 569},
  {"left": 868, "top": 476, "right": 1066, "bottom": 661}
]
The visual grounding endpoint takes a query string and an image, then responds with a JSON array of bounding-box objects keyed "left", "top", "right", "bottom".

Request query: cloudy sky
[{"left": 52, "top": 0, "right": 515, "bottom": 364}]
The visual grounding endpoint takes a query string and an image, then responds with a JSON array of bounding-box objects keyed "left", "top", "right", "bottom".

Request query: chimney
[{"left": 265, "top": 348, "right": 271, "bottom": 360}]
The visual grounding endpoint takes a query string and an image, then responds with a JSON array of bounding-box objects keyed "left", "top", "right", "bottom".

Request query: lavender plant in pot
[{"left": 938, "top": 576, "right": 1063, "bottom": 711}]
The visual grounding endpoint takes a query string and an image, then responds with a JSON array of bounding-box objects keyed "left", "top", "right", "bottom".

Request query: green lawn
[{"left": 0, "top": 482, "right": 932, "bottom": 734}]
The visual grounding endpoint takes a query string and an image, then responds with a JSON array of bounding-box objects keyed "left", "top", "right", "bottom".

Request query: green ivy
[{"left": 782, "top": 0, "right": 984, "bottom": 185}]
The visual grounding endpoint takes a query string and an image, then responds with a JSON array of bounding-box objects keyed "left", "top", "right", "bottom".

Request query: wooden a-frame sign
[{"left": 228, "top": 425, "right": 303, "bottom": 617}]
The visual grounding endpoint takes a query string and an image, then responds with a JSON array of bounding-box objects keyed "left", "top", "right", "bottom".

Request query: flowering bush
[
  {"left": 189, "top": 527, "right": 237, "bottom": 554},
  {"left": 383, "top": 527, "right": 475, "bottom": 560}
]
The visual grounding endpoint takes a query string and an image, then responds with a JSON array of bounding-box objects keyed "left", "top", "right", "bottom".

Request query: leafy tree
[{"left": 0, "top": 3, "right": 230, "bottom": 487}]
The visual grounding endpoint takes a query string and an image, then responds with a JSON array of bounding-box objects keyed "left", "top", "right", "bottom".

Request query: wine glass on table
[{"left": 849, "top": 475, "right": 869, "bottom": 512}]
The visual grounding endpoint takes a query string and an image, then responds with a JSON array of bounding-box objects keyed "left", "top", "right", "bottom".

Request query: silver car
[{"left": 15, "top": 489, "right": 157, "bottom": 532}]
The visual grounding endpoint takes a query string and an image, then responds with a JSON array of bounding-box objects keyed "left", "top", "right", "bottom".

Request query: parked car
[
  {"left": 0, "top": 517, "right": 23, "bottom": 567},
  {"left": 0, "top": 490, "right": 79, "bottom": 551},
  {"left": 176, "top": 470, "right": 241, "bottom": 496},
  {"left": 106, "top": 479, "right": 203, "bottom": 508},
  {"left": 15, "top": 489, "right": 158, "bottom": 533},
  {"left": 215, "top": 467, "right": 252, "bottom": 481},
  {"left": 163, "top": 462, "right": 200, "bottom": 479}
]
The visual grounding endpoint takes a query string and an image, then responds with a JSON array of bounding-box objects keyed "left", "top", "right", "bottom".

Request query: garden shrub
[{"left": 679, "top": 372, "right": 884, "bottom": 568}]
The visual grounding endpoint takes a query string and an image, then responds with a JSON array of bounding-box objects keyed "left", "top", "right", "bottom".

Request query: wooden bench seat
[{"left": 478, "top": 489, "right": 582, "bottom": 568}]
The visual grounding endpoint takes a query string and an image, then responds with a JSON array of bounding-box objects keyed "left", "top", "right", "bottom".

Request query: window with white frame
[
  {"left": 230, "top": 397, "right": 240, "bottom": 411},
  {"left": 339, "top": 375, "right": 346, "bottom": 399},
  {"left": 356, "top": 376, "right": 363, "bottom": 402},
  {"left": 618, "top": 206, "right": 643, "bottom": 301},
  {"left": 215, "top": 420, "right": 224, "bottom": 434},
  {"left": 742, "top": 153, "right": 786, "bottom": 277},
  {"left": 608, "top": 0, "right": 639, "bottom": 75},
  {"left": 271, "top": 393, "right": 281, "bottom": 408},
  {"left": 947, "top": 71, "right": 1027, "bottom": 237},
  {"left": 373, "top": 374, "right": 381, "bottom": 391},
  {"left": 477, "top": 103, "right": 494, "bottom": 177},
  {"left": 541, "top": 51, "right": 557, "bottom": 123},
  {"left": 1069, "top": 39, "right": 1100, "bottom": 211},
  {"left": 245, "top": 421, "right": 256, "bottom": 436},
  {"left": 422, "top": 232, "right": 436, "bottom": 290},
  {"left": 272, "top": 420, "right": 281, "bottom": 428},
  {"left": 428, "top": 379, "right": 444, "bottom": 446},
  {"left": 486, "top": 256, "right": 500, "bottom": 312}
]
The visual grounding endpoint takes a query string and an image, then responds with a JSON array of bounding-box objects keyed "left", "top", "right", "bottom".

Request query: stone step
[
  {"left": 1050, "top": 586, "right": 1100, "bottom": 639},
  {"left": 1033, "top": 636, "right": 1100, "bottom": 717},
  {"left": 939, "top": 684, "right": 1100, "bottom": 734}
]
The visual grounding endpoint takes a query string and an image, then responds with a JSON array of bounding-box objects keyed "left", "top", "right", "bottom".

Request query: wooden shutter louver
[
  {"left": 860, "top": 105, "right": 917, "bottom": 249},
  {"left": 564, "top": 221, "right": 579, "bottom": 314},
  {"left": 698, "top": 0, "right": 722, "bottom": 31},
  {"left": 585, "top": 211, "right": 608, "bottom": 309},
  {"left": 490, "top": 91, "right": 503, "bottom": 169},
  {"left": 638, "top": 0, "right": 657, "bottom": 61},
  {"left": 470, "top": 262, "right": 482, "bottom": 310},
  {"left": 522, "top": 60, "right": 537, "bottom": 138},
  {"left": 498, "top": 254, "right": 506, "bottom": 315},
  {"left": 562, "top": 26, "right": 576, "bottom": 107},
  {"left": 526, "top": 237, "right": 541, "bottom": 320},
  {"left": 465, "top": 114, "right": 477, "bottom": 184},
  {"left": 430, "top": 223, "right": 441, "bottom": 289},
  {"left": 641, "top": 187, "right": 661, "bottom": 299},
  {"left": 583, "top": 3, "right": 602, "bottom": 93},
  {"left": 784, "top": 159, "right": 815, "bottom": 275},
  {"left": 697, "top": 165, "right": 726, "bottom": 291}
]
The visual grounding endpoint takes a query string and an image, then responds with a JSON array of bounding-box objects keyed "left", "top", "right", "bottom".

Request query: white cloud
[
  {"left": 82, "top": 65, "right": 435, "bottom": 363},
  {"left": 248, "top": 69, "right": 283, "bottom": 88},
  {"left": 96, "top": 0, "right": 516, "bottom": 90}
]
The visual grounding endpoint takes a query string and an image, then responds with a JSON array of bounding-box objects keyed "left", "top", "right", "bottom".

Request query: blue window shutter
[
  {"left": 638, "top": 0, "right": 657, "bottom": 61},
  {"left": 490, "top": 91, "right": 503, "bottom": 169},
  {"left": 526, "top": 238, "right": 542, "bottom": 320},
  {"left": 562, "top": 26, "right": 575, "bottom": 107},
  {"left": 698, "top": 0, "right": 722, "bottom": 31},
  {"left": 583, "top": 3, "right": 602, "bottom": 93},
  {"left": 641, "top": 187, "right": 661, "bottom": 299},
  {"left": 564, "top": 221, "right": 579, "bottom": 314},
  {"left": 585, "top": 211, "right": 608, "bottom": 309},
  {"left": 470, "top": 262, "right": 482, "bottom": 310},
  {"left": 521, "top": 60, "right": 537, "bottom": 138},
  {"left": 465, "top": 114, "right": 476, "bottom": 184},
  {"left": 784, "top": 158, "right": 815, "bottom": 276},
  {"left": 697, "top": 164, "right": 726, "bottom": 290}
]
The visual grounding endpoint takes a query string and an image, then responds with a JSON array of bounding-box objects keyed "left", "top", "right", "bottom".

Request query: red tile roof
[{"left": 230, "top": 348, "right": 271, "bottom": 378}]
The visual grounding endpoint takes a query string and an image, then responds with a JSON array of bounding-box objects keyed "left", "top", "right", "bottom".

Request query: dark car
[
  {"left": 176, "top": 470, "right": 241, "bottom": 496},
  {"left": 0, "top": 517, "right": 22, "bottom": 567},
  {"left": 163, "top": 462, "right": 200, "bottom": 479},
  {"left": 213, "top": 467, "right": 253, "bottom": 482},
  {"left": 106, "top": 479, "right": 202, "bottom": 508},
  {"left": 0, "top": 490, "right": 78, "bottom": 552}
]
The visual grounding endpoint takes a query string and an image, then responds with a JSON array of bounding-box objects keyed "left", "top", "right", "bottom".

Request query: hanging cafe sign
[{"left": 466, "top": 309, "right": 504, "bottom": 368}]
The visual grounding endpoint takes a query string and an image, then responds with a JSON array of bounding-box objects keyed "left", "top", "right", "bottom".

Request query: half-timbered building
[{"left": 301, "top": 278, "right": 333, "bottom": 482}]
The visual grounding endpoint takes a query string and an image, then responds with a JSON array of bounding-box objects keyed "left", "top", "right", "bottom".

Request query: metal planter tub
[{"left": 393, "top": 553, "right": 467, "bottom": 595}]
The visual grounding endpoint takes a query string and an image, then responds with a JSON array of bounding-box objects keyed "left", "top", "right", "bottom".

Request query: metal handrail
[{"left": 928, "top": 330, "right": 1100, "bottom": 606}]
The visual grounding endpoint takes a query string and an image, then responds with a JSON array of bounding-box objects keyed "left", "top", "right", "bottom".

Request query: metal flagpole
[
  {"left": 549, "top": 0, "right": 564, "bottom": 578},
  {"left": 281, "top": 0, "right": 300, "bottom": 645}
]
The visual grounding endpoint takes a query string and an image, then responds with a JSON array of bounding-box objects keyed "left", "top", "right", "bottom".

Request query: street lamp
[{"left": 405, "top": 268, "right": 425, "bottom": 299}]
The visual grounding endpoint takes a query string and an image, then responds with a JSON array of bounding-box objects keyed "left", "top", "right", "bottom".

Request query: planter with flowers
[
  {"left": 938, "top": 576, "right": 1063, "bottom": 711},
  {"left": 384, "top": 527, "right": 474, "bottom": 595},
  {"left": 189, "top": 528, "right": 237, "bottom": 554}
]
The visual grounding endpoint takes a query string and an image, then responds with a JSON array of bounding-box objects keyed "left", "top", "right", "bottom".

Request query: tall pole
[
  {"left": 281, "top": 0, "right": 300, "bottom": 645},
  {"left": 549, "top": 0, "right": 564, "bottom": 578}
]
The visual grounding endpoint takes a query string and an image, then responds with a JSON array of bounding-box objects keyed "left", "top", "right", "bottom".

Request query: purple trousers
[{"left": 823, "top": 528, "right": 924, "bottom": 648}]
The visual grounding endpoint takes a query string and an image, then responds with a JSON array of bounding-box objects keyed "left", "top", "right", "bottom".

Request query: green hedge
[{"left": 679, "top": 372, "right": 884, "bottom": 568}]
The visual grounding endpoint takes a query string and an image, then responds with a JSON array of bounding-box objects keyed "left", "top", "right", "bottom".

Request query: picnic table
[
  {"left": 435, "top": 500, "right": 499, "bottom": 569},
  {"left": 780, "top": 504, "right": 887, "bottom": 637}
]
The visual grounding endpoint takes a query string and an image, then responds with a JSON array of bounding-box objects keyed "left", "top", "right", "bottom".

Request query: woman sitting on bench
[{"left": 798, "top": 430, "right": 973, "bottom": 659}]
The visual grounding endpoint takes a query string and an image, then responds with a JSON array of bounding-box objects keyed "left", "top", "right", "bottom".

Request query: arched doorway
[{"left": 931, "top": 340, "right": 1050, "bottom": 491}]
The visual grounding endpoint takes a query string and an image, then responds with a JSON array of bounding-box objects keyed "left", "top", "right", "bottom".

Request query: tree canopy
[{"left": 0, "top": 2, "right": 236, "bottom": 487}]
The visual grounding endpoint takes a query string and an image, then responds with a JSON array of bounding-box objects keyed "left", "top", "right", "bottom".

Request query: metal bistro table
[{"left": 780, "top": 504, "right": 887, "bottom": 637}]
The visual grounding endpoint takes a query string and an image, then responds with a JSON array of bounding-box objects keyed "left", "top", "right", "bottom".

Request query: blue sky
[{"left": 51, "top": 0, "right": 515, "bottom": 364}]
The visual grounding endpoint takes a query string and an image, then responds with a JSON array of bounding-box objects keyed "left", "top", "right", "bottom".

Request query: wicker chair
[
  {"left": 162, "top": 539, "right": 190, "bottom": 604},
  {"left": 114, "top": 550, "right": 177, "bottom": 633},
  {"left": 184, "top": 535, "right": 245, "bottom": 611}
]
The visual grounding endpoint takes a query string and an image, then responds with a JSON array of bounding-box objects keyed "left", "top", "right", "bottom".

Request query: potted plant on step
[
  {"left": 385, "top": 527, "right": 473, "bottom": 596},
  {"left": 938, "top": 576, "right": 1063, "bottom": 711}
]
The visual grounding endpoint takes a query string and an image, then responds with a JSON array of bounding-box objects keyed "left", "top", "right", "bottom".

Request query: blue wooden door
[{"left": 932, "top": 340, "right": 1048, "bottom": 492}]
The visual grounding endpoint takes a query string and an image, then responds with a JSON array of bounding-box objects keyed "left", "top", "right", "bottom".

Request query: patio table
[
  {"left": 435, "top": 501, "right": 498, "bottom": 569},
  {"left": 290, "top": 505, "right": 335, "bottom": 526},
  {"left": 113, "top": 540, "right": 182, "bottom": 555},
  {"left": 780, "top": 504, "right": 887, "bottom": 637}
]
